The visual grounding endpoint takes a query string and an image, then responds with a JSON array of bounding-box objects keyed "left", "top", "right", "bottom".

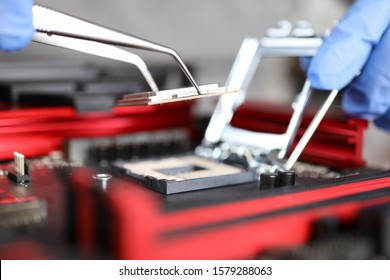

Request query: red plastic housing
[
  {"left": 0, "top": 99, "right": 367, "bottom": 169},
  {"left": 0, "top": 102, "right": 193, "bottom": 160}
]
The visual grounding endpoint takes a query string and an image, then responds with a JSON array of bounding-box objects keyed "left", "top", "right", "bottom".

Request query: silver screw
[{"left": 92, "top": 173, "right": 112, "bottom": 191}]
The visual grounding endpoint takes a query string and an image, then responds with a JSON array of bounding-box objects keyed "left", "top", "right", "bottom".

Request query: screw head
[
  {"left": 92, "top": 173, "right": 112, "bottom": 181},
  {"left": 92, "top": 173, "right": 112, "bottom": 191}
]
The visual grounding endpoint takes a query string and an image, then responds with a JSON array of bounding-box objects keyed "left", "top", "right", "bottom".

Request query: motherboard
[{"left": 0, "top": 61, "right": 388, "bottom": 260}]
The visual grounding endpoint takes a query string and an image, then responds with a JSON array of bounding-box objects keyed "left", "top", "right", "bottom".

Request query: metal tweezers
[{"left": 32, "top": 5, "right": 220, "bottom": 101}]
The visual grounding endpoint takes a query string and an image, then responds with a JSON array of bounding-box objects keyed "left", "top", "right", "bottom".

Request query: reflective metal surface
[
  {"left": 198, "top": 21, "right": 337, "bottom": 172},
  {"left": 32, "top": 5, "right": 201, "bottom": 94}
]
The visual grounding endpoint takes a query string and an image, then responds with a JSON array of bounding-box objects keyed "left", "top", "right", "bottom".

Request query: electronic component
[
  {"left": 259, "top": 170, "right": 296, "bottom": 190},
  {"left": 0, "top": 175, "right": 47, "bottom": 237},
  {"left": 115, "top": 155, "right": 257, "bottom": 194},
  {"left": 67, "top": 129, "right": 191, "bottom": 165},
  {"left": 117, "top": 84, "right": 236, "bottom": 106},
  {"left": 259, "top": 172, "right": 279, "bottom": 190},
  {"left": 278, "top": 170, "right": 296, "bottom": 187},
  {"left": 0, "top": 199, "right": 46, "bottom": 229},
  {"left": 7, "top": 152, "right": 32, "bottom": 184}
]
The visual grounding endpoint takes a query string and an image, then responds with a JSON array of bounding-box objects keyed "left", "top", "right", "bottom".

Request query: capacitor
[
  {"left": 278, "top": 170, "right": 296, "bottom": 187},
  {"left": 260, "top": 172, "right": 279, "bottom": 190}
]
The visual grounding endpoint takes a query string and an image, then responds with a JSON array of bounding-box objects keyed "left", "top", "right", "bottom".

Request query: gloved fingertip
[
  {"left": 374, "top": 119, "right": 390, "bottom": 131},
  {"left": 374, "top": 110, "right": 390, "bottom": 131},
  {"left": 299, "top": 56, "right": 312, "bottom": 74},
  {"left": 308, "top": 71, "right": 341, "bottom": 91},
  {"left": 0, "top": 0, "right": 34, "bottom": 52},
  {"left": 0, "top": 29, "right": 34, "bottom": 52}
]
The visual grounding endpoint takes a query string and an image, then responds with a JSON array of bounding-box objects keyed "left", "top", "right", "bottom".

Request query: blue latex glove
[
  {"left": 0, "top": 0, "right": 34, "bottom": 52},
  {"left": 308, "top": 0, "right": 390, "bottom": 131}
]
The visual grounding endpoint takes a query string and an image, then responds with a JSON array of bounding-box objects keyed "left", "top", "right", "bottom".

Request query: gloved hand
[
  {"left": 308, "top": 0, "right": 390, "bottom": 131},
  {"left": 0, "top": 0, "right": 34, "bottom": 52}
]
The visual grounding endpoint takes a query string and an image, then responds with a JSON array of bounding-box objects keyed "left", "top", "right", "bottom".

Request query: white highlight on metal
[
  {"left": 204, "top": 37, "right": 261, "bottom": 144},
  {"left": 284, "top": 88, "right": 339, "bottom": 170},
  {"left": 266, "top": 20, "right": 292, "bottom": 38}
]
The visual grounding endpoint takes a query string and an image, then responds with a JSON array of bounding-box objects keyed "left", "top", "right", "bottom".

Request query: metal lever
[
  {"left": 198, "top": 22, "right": 337, "bottom": 171},
  {"left": 283, "top": 88, "right": 339, "bottom": 170},
  {"left": 32, "top": 5, "right": 201, "bottom": 94},
  {"left": 217, "top": 79, "right": 313, "bottom": 157}
]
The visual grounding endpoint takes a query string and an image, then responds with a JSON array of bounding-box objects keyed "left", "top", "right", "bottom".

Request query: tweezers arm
[
  {"left": 33, "top": 5, "right": 170, "bottom": 53},
  {"left": 32, "top": 5, "right": 201, "bottom": 94},
  {"left": 33, "top": 32, "right": 159, "bottom": 92}
]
